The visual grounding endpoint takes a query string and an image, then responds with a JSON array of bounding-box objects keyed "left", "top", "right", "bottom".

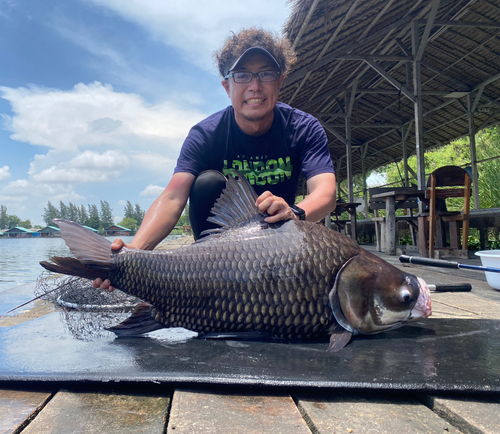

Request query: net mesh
[{"left": 35, "top": 273, "right": 141, "bottom": 340}]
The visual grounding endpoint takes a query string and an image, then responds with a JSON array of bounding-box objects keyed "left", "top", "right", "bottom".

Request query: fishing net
[{"left": 35, "top": 272, "right": 141, "bottom": 340}]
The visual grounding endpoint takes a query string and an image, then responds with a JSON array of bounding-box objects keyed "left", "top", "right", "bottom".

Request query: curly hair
[{"left": 214, "top": 27, "right": 296, "bottom": 78}]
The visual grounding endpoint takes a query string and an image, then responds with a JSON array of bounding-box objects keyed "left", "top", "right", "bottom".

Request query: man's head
[
  {"left": 214, "top": 28, "right": 296, "bottom": 79},
  {"left": 215, "top": 28, "right": 296, "bottom": 136}
]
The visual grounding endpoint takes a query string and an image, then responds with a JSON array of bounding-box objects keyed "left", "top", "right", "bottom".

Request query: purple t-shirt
[{"left": 174, "top": 102, "right": 334, "bottom": 205}]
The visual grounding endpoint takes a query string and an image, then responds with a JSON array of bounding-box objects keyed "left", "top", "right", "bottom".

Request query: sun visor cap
[{"left": 225, "top": 47, "right": 280, "bottom": 76}]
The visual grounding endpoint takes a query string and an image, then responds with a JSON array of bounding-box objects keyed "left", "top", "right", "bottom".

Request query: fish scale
[{"left": 107, "top": 221, "right": 353, "bottom": 339}]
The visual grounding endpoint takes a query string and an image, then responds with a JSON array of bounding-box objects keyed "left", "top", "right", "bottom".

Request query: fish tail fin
[
  {"left": 40, "top": 257, "right": 111, "bottom": 281},
  {"left": 106, "top": 303, "right": 166, "bottom": 337},
  {"left": 39, "top": 219, "right": 115, "bottom": 280}
]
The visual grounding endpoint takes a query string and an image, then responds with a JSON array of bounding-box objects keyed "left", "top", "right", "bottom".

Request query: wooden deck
[{"left": 1, "top": 236, "right": 499, "bottom": 434}]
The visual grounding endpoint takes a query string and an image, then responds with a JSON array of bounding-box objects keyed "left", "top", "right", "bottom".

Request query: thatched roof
[{"left": 280, "top": 0, "right": 500, "bottom": 181}]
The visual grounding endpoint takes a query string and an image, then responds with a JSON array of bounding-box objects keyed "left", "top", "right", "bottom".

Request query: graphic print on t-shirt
[{"left": 222, "top": 155, "right": 293, "bottom": 186}]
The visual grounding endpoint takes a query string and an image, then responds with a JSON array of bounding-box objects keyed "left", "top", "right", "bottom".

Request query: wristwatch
[{"left": 290, "top": 205, "right": 306, "bottom": 221}]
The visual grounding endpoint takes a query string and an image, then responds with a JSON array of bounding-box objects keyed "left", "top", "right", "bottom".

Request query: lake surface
[{"left": 0, "top": 235, "right": 184, "bottom": 293}]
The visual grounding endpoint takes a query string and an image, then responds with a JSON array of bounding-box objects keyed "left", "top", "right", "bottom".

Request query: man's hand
[
  {"left": 92, "top": 238, "right": 129, "bottom": 292},
  {"left": 255, "top": 191, "right": 297, "bottom": 223}
]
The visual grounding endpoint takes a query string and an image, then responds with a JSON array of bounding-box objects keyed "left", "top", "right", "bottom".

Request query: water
[{"left": 0, "top": 235, "right": 185, "bottom": 293}]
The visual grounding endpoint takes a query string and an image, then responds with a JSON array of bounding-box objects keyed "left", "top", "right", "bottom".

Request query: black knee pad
[{"left": 189, "top": 170, "right": 227, "bottom": 240}]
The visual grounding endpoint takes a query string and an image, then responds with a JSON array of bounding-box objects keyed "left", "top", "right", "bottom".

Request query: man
[{"left": 94, "top": 28, "right": 336, "bottom": 291}]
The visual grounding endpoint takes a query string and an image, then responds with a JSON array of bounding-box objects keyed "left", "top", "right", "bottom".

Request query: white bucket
[{"left": 475, "top": 250, "right": 500, "bottom": 290}]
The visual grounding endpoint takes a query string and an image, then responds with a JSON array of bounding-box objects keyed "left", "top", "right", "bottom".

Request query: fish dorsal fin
[
  {"left": 206, "top": 172, "right": 263, "bottom": 230},
  {"left": 53, "top": 218, "right": 113, "bottom": 265}
]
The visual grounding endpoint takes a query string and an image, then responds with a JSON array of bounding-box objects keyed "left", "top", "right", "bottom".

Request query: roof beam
[
  {"left": 287, "top": 0, "right": 362, "bottom": 105},
  {"left": 286, "top": 10, "right": 420, "bottom": 83},
  {"left": 364, "top": 59, "right": 416, "bottom": 103},
  {"left": 416, "top": 0, "right": 441, "bottom": 61},
  {"left": 291, "top": 0, "right": 321, "bottom": 50},
  {"left": 333, "top": 55, "right": 412, "bottom": 62},
  {"left": 431, "top": 20, "right": 500, "bottom": 29},
  {"left": 324, "top": 123, "right": 403, "bottom": 129},
  {"left": 321, "top": 122, "right": 347, "bottom": 145}
]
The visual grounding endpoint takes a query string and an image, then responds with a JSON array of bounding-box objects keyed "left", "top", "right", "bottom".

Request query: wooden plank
[
  {"left": 297, "top": 393, "right": 461, "bottom": 433},
  {"left": 0, "top": 389, "right": 51, "bottom": 434},
  {"left": 21, "top": 391, "right": 170, "bottom": 434},
  {"left": 424, "top": 395, "right": 500, "bottom": 434},
  {"left": 167, "top": 390, "right": 310, "bottom": 434}
]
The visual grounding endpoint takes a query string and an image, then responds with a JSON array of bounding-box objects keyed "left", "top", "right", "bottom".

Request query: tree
[
  {"left": 7, "top": 214, "right": 21, "bottom": 229},
  {"left": 43, "top": 201, "right": 60, "bottom": 226},
  {"left": 59, "top": 201, "right": 69, "bottom": 219},
  {"left": 79, "top": 205, "right": 89, "bottom": 226},
  {"left": 134, "top": 203, "right": 145, "bottom": 226},
  {"left": 19, "top": 219, "right": 32, "bottom": 229},
  {"left": 177, "top": 203, "right": 190, "bottom": 226},
  {"left": 68, "top": 202, "right": 79, "bottom": 222},
  {"left": 87, "top": 204, "right": 100, "bottom": 229},
  {"left": 118, "top": 217, "right": 138, "bottom": 230},
  {"left": 0, "top": 205, "right": 8, "bottom": 229},
  {"left": 124, "top": 201, "right": 135, "bottom": 219},
  {"left": 100, "top": 200, "right": 113, "bottom": 228}
]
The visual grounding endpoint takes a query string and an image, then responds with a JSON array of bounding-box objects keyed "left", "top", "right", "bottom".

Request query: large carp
[{"left": 41, "top": 174, "right": 431, "bottom": 351}]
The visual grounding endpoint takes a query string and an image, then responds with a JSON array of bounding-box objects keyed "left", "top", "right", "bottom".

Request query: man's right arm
[{"left": 93, "top": 172, "right": 196, "bottom": 290}]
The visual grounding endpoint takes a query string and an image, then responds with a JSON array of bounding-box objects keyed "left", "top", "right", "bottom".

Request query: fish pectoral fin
[
  {"left": 327, "top": 325, "right": 353, "bottom": 352},
  {"left": 106, "top": 303, "right": 165, "bottom": 337}
]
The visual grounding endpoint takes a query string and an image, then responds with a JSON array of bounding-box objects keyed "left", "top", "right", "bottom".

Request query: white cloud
[
  {"left": 140, "top": 184, "right": 164, "bottom": 196},
  {"left": 32, "top": 150, "right": 129, "bottom": 183},
  {"left": 0, "top": 82, "right": 205, "bottom": 151},
  {"left": 0, "top": 165, "right": 10, "bottom": 180},
  {"left": 134, "top": 152, "right": 175, "bottom": 173},
  {"left": 86, "top": 0, "right": 290, "bottom": 72},
  {"left": 31, "top": 150, "right": 128, "bottom": 183},
  {"left": 2, "top": 179, "right": 85, "bottom": 202}
]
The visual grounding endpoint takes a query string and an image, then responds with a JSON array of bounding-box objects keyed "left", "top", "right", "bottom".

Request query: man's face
[{"left": 222, "top": 53, "right": 284, "bottom": 135}]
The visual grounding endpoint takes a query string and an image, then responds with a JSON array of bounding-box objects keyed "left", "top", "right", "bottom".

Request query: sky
[{"left": 0, "top": 0, "right": 292, "bottom": 226}]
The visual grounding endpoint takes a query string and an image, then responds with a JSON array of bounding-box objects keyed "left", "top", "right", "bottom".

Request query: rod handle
[
  {"left": 428, "top": 283, "right": 472, "bottom": 292},
  {"left": 399, "top": 255, "right": 460, "bottom": 269}
]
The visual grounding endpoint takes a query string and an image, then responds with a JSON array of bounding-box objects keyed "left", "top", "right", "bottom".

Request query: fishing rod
[
  {"left": 399, "top": 255, "right": 500, "bottom": 273},
  {"left": 4, "top": 287, "right": 61, "bottom": 314}
]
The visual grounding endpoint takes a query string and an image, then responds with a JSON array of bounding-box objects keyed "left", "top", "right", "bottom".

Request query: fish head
[{"left": 329, "top": 251, "right": 431, "bottom": 335}]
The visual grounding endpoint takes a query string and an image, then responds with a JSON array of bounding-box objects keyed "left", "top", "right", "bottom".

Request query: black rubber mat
[{"left": 1, "top": 284, "right": 499, "bottom": 392}]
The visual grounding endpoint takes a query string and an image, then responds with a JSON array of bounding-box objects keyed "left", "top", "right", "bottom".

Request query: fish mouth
[{"left": 410, "top": 277, "right": 432, "bottom": 320}]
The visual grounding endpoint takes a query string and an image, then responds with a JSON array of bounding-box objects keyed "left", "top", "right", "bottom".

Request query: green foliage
[
  {"left": 68, "top": 203, "right": 79, "bottom": 222},
  {"left": 7, "top": 214, "right": 21, "bottom": 229},
  {"left": 134, "top": 204, "right": 145, "bottom": 226},
  {"left": 177, "top": 203, "right": 190, "bottom": 226},
  {"left": 19, "top": 219, "right": 32, "bottom": 229},
  {"left": 87, "top": 204, "right": 100, "bottom": 229},
  {"left": 100, "top": 200, "right": 114, "bottom": 228},
  {"left": 43, "top": 201, "right": 60, "bottom": 226},
  {"left": 59, "top": 201, "right": 69, "bottom": 219},
  {"left": 124, "top": 201, "right": 145, "bottom": 227},
  {"left": 118, "top": 217, "right": 138, "bottom": 230},
  {"left": 79, "top": 205, "right": 89, "bottom": 226},
  {"left": 124, "top": 201, "right": 135, "bottom": 219},
  {"left": 0, "top": 205, "right": 8, "bottom": 229}
]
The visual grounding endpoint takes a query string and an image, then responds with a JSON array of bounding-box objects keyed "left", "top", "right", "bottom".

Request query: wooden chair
[{"left": 420, "top": 165, "right": 471, "bottom": 258}]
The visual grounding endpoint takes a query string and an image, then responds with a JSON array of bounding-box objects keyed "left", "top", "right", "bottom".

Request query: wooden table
[
  {"left": 331, "top": 202, "right": 361, "bottom": 240},
  {"left": 371, "top": 189, "right": 426, "bottom": 255}
]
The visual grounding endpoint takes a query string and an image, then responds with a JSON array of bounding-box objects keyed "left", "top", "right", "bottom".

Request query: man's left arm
[{"left": 296, "top": 172, "right": 337, "bottom": 222}]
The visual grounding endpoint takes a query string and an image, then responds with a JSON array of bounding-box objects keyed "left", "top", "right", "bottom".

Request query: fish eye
[{"left": 400, "top": 288, "right": 412, "bottom": 304}]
